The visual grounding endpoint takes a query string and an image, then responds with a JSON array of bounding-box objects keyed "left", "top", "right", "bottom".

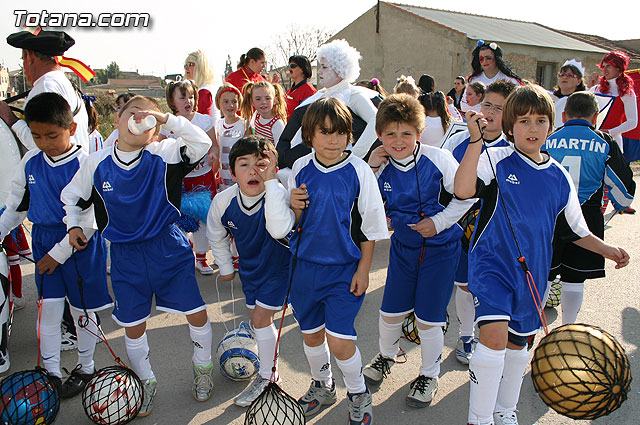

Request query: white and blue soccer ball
[{"left": 216, "top": 322, "right": 259, "bottom": 381}]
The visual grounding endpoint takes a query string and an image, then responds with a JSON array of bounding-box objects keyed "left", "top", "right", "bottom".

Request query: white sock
[
  {"left": 125, "top": 333, "right": 155, "bottom": 381},
  {"left": 70, "top": 306, "right": 98, "bottom": 374},
  {"left": 303, "top": 341, "right": 332, "bottom": 385},
  {"left": 335, "top": 347, "right": 366, "bottom": 394},
  {"left": 378, "top": 315, "right": 403, "bottom": 359},
  {"left": 192, "top": 225, "right": 209, "bottom": 254},
  {"left": 456, "top": 286, "right": 475, "bottom": 339},
  {"left": 468, "top": 342, "right": 505, "bottom": 424},
  {"left": 561, "top": 282, "right": 584, "bottom": 325},
  {"left": 255, "top": 324, "right": 278, "bottom": 379},
  {"left": 495, "top": 346, "right": 529, "bottom": 413},
  {"left": 189, "top": 321, "right": 213, "bottom": 367},
  {"left": 38, "top": 299, "right": 65, "bottom": 378},
  {"left": 418, "top": 326, "right": 444, "bottom": 378}
]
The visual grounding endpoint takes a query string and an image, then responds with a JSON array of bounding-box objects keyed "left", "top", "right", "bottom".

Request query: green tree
[{"left": 106, "top": 61, "right": 121, "bottom": 79}]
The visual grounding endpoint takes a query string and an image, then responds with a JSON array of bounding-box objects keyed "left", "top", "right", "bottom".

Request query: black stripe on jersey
[
  {"left": 46, "top": 145, "right": 81, "bottom": 163},
  {"left": 17, "top": 184, "right": 30, "bottom": 212},
  {"left": 114, "top": 147, "right": 145, "bottom": 166},
  {"left": 438, "top": 180, "right": 453, "bottom": 207},
  {"left": 314, "top": 151, "right": 351, "bottom": 169},
  {"left": 553, "top": 208, "right": 584, "bottom": 243},
  {"left": 470, "top": 179, "right": 498, "bottom": 252},
  {"left": 166, "top": 146, "right": 201, "bottom": 210},
  {"left": 91, "top": 187, "right": 109, "bottom": 233},
  {"left": 350, "top": 197, "right": 367, "bottom": 249}
]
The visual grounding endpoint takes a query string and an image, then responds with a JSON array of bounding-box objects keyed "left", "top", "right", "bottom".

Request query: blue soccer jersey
[
  {"left": 287, "top": 152, "right": 389, "bottom": 265},
  {"left": 207, "top": 181, "right": 292, "bottom": 309},
  {"left": 377, "top": 143, "right": 475, "bottom": 247},
  {"left": 0, "top": 145, "right": 97, "bottom": 263},
  {"left": 546, "top": 119, "right": 635, "bottom": 210},
  {"left": 62, "top": 115, "right": 211, "bottom": 242},
  {"left": 469, "top": 146, "right": 590, "bottom": 333}
]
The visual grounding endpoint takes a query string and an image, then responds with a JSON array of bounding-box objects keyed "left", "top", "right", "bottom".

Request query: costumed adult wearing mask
[{"left": 276, "top": 39, "right": 381, "bottom": 185}]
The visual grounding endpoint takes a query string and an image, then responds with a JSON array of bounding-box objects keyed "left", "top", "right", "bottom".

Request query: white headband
[{"left": 562, "top": 59, "right": 585, "bottom": 77}]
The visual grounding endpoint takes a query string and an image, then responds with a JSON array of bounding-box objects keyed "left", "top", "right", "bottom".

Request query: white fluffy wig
[{"left": 317, "top": 39, "right": 362, "bottom": 84}]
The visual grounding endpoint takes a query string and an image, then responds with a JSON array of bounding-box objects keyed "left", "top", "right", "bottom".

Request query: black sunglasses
[{"left": 288, "top": 63, "right": 299, "bottom": 69}]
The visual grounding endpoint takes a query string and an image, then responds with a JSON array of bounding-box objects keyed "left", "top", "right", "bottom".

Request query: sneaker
[
  {"left": 455, "top": 337, "right": 475, "bottom": 365},
  {"left": 138, "top": 379, "right": 157, "bottom": 417},
  {"left": 0, "top": 350, "right": 9, "bottom": 374},
  {"left": 347, "top": 388, "right": 373, "bottom": 425},
  {"left": 60, "top": 325, "right": 77, "bottom": 351},
  {"left": 195, "top": 257, "right": 213, "bottom": 275},
  {"left": 234, "top": 375, "right": 270, "bottom": 407},
  {"left": 363, "top": 353, "right": 395, "bottom": 389},
  {"left": 494, "top": 410, "right": 519, "bottom": 425},
  {"left": 192, "top": 362, "right": 214, "bottom": 402},
  {"left": 49, "top": 375, "right": 63, "bottom": 395},
  {"left": 406, "top": 375, "right": 438, "bottom": 408},
  {"left": 298, "top": 378, "right": 337, "bottom": 418},
  {"left": 60, "top": 365, "right": 95, "bottom": 399}
]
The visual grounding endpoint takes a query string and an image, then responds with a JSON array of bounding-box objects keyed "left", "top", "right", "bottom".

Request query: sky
[{"left": 0, "top": 0, "right": 638, "bottom": 80}]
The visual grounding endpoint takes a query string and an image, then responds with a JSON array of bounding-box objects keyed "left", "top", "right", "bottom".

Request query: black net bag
[
  {"left": 531, "top": 323, "right": 631, "bottom": 419},
  {"left": 82, "top": 365, "right": 144, "bottom": 425},
  {"left": 244, "top": 382, "right": 305, "bottom": 425},
  {"left": 0, "top": 367, "right": 60, "bottom": 425},
  {"left": 402, "top": 311, "right": 450, "bottom": 344},
  {"left": 459, "top": 207, "right": 479, "bottom": 252},
  {"left": 545, "top": 280, "right": 562, "bottom": 308}
]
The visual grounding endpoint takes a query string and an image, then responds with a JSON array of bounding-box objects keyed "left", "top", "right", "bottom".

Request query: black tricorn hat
[{"left": 7, "top": 30, "right": 75, "bottom": 57}]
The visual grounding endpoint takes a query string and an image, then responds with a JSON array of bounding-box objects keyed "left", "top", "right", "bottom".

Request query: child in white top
[
  {"left": 215, "top": 83, "right": 247, "bottom": 192},
  {"left": 240, "top": 81, "right": 287, "bottom": 143}
]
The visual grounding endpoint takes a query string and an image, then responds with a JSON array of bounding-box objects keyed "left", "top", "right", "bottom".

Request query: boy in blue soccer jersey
[
  {"left": 275, "top": 97, "right": 388, "bottom": 424},
  {"left": 362, "top": 94, "right": 475, "bottom": 407},
  {"left": 442, "top": 80, "right": 516, "bottom": 365},
  {"left": 455, "top": 84, "right": 630, "bottom": 425},
  {"left": 546, "top": 91, "right": 635, "bottom": 324},
  {"left": 206, "top": 135, "right": 292, "bottom": 407},
  {"left": 62, "top": 95, "right": 214, "bottom": 416},
  {"left": 0, "top": 92, "right": 111, "bottom": 398}
]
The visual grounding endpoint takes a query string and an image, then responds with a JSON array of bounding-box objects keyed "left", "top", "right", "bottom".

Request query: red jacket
[
  {"left": 197, "top": 88, "right": 213, "bottom": 115},
  {"left": 225, "top": 66, "right": 265, "bottom": 93},
  {"left": 285, "top": 80, "right": 317, "bottom": 119}
]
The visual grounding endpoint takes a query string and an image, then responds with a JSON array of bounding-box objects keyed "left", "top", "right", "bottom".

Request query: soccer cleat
[
  {"left": 406, "top": 375, "right": 438, "bottom": 408},
  {"left": 347, "top": 388, "right": 373, "bottom": 425},
  {"left": 298, "top": 378, "right": 337, "bottom": 418},
  {"left": 195, "top": 255, "right": 213, "bottom": 275},
  {"left": 234, "top": 375, "right": 270, "bottom": 407},
  {"left": 60, "top": 365, "right": 95, "bottom": 399},
  {"left": 49, "top": 376, "right": 63, "bottom": 395},
  {"left": 192, "top": 362, "right": 214, "bottom": 402},
  {"left": 60, "top": 324, "right": 78, "bottom": 351},
  {"left": 494, "top": 410, "right": 519, "bottom": 425},
  {"left": 455, "top": 336, "right": 475, "bottom": 365},
  {"left": 137, "top": 379, "right": 157, "bottom": 417},
  {"left": 363, "top": 353, "right": 395, "bottom": 389}
]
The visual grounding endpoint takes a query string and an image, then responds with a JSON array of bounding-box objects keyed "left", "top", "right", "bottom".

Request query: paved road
[{"left": 3, "top": 179, "right": 639, "bottom": 425}]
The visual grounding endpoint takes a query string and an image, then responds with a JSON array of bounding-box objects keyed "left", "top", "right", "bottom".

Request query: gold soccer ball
[{"left": 531, "top": 324, "right": 631, "bottom": 419}]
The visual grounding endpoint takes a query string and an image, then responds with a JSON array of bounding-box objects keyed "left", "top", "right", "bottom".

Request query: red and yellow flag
[{"left": 55, "top": 56, "right": 96, "bottom": 82}]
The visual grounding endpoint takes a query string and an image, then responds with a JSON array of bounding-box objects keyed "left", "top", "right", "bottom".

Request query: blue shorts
[
  {"left": 381, "top": 237, "right": 459, "bottom": 325},
  {"left": 241, "top": 267, "right": 288, "bottom": 310},
  {"left": 473, "top": 292, "right": 542, "bottom": 336},
  {"left": 290, "top": 259, "right": 362, "bottom": 340},
  {"left": 31, "top": 224, "right": 112, "bottom": 312},
  {"left": 454, "top": 249, "right": 468, "bottom": 285},
  {"left": 110, "top": 224, "right": 206, "bottom": 326}
]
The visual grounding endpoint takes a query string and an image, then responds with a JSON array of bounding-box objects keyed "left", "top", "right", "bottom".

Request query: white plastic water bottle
[{"left": 128, "top": 115, "right": 157, "bottom": 135}]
